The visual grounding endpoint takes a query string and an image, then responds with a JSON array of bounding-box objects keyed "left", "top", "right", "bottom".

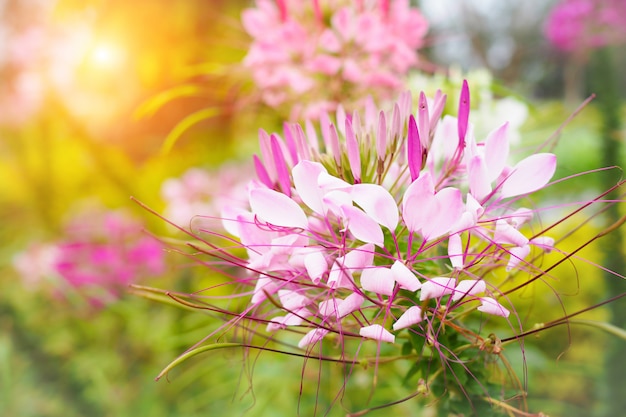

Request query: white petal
[
  {"left": 298, "top": 328, "right": 329, "bottom": 348},
  {"left": 278, "top": 289, "right": 310, "bottom": 310},
  {"left": 390, "top": 261, "right": 422, "bottom": 291},
  {"left": 477, "top": 297, "right": 510, "bottom": 318},
  {"left": 318, "top": 298, "right": 340, "bottom": 317},
  {"left": 342, "top": 205, "right": 385, "bottom": 247},
  {"left": 351, "top": 183, "right": 399, "bottom": 230},
  {"left": 468, "top": 155, "right": 492, "bottom": 200},
  {"left": 360, "top": 267, "right": 395, "bottom": 296},
  {"left": 494, "top": 219, "right": 529, "bottom": 247},
  {"left": 337, "top": 292, "right": 365, "bottom": 318},
  {"left": 452, "top": 280, "right": 486, "bottom": 301},
  {"left": 393, "top": 306, "right": 423, "bottom": 331},
  {"left": 448, "top": 233, "right": 464, "bottom": 269},
  {"left": 343, "top": 243, "right": 376, "bottom": 270},
  {"left": 249, "top": 188, "right": 308, "bottom": 229},
  {"left": 304, "top": 251, "right": 328, "bottom": 284},
  {"left": 422, "top": 187, "right": 464, "bottom": 240},
  {"left": 499, "top": 153, "right": 557, "bottom": 198},
  {"left": 420, "top": 277, "right": 455, "bottom": 301},
  {"left": 506, "top": 244, "right": 531, "bottom": 271},
  {"left": 484, "top": 122, "right": 509, "bottom": 182},
  {"left": 530, "top": 236, "right": 555, "bottom": 253},
  {"left": 359, "top": 324, "right": 395, "bottom": 343},
  {"left": 293, "top": 161, "right": 326, "bottom": 215},
  {"left": 251, "top": 275, "right": 279, "bottom": 305}
]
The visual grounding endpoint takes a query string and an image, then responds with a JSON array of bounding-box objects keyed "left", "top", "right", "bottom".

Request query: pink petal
[
  {"left": 341, "top": 205, "right": 385, "bottom": 247},
  {"left": 392, "top": 306, "right": 423, "bottom": 330},
  {"left": 420, "top": 277, "right": 455, "bottom": 301},
  {"left": 298, "top": 328, "right": 329, "bottom": 348},
  {"left": 376, "top": 110, "right": 387, "bottom": 160},
  {"left": 390, "top": 260, "right": 422, "bottom": 291},
  {"left": 251, "top": 275, "right": 279, "bottom": 305},
  {"left": 484, "top": 122, "right": 510, "bottom": 182},
  {"left": 267, "top": 314, "right": 302, "bottom": 332},
  {"left": 318, "top": 298, "right": 339, "bottom": 317},
  {"left": 327, "top": 259, "right": 353, "bottom": 289},
  {"left": 249, "top": 188, "right": 308, "bottom": 229},
  {"left": 278, "top": 289, "right": 310, "bottom": 310},
  {"left": 351, "top": 184, "right": 399, "bottom": 230},
  {"left": 448, "top": 233, "right": 464, "bottom": 269},
  {"left": 337, "top": 292, "right": 365, "bottom": 318},
  {"left": 270, "top": 134, "right": 291, "bottom": 197},
  {"left": 418, "top": 91, "right": 430, "bottom": 148},
  {"left": 421, "top": 187, "right": 464, "bottom": 240},
  {"left": 429, "top": 90, "right": 446, "bottom": 130},
  {"left": 506, "top": 244, "right": 531, "bottom": 271},
  {"left": 530, "top": 236, "right": 555, "bottom": 253},
  {"left": 282, "top": 122, "right": 299, "bottom": 166},
  {"left": 258, "top": 129, "right": 276, "bottom": 180},
  {"left": 477, "top": 297, "right": 510, "bottom": 318},
  {"left": 345, "top": 119, "right": 361, "bottom": 182},
  {"left": 499, "top": 153, "right": 557, "bottom": 198},
  {"left": 468, "top": 155, "right": 492, "bottom": 200},
  {"left": 390, "top": 103, "right": 402, "bottom": 144},
  {"left": 344, "top": 243, "right": 376, "bottom": 269},
  {"left": 293, "top": 161, "right": 326, "bottom": 214},
  {"left": 407, "top": 114, "right": 423, "bottom": 181},
  {"left": 509, "top": 208, "right": 534, "bottom": 227},
  {"left": 304, "top": 251, "right": 328, "bottom": 284},
  {"left": 360, "top": 266, "right": 395, "bottom": 296},
  {"left": 457, "top": 80, "right": 470, "bottom": 148},
  {"left": 253, "top": 155, "right": 273, "bottom": 189},
  {"left": 359, "top": 324, "right": 395, "bottom": 343},
  {"left": 452, "top": 280, "right": 486, "bottom": 301},
  {"left": 402, "top": 171, "right": 435, "bottom": 233},
  {"left": 494, "top": 220, "right": 529, "bottom": 247}
]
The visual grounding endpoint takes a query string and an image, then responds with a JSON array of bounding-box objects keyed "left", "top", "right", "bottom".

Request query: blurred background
[{"left": 1, "top": 0, "right": 624, "bottom": 416}]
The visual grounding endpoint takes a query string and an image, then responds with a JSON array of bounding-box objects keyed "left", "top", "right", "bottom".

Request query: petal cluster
[
  {"left": 215, "top": 82, "right": 557, "bottom": 348},
  {"left": 242, "top": 0, "right": 429, "bottom": 119}
]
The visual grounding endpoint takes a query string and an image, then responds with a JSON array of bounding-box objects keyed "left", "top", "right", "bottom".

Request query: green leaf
[
  {"left": 156, "top": 343, "right": 242, "bottom": 381},
  {"left": 161, "top": 107, "right": 220, "bottom": 154},
  {"left": 134, "top": 84, "right": 206, "bottom": 119}
]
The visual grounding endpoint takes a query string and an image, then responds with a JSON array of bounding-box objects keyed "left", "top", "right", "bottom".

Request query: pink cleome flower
[
  {"left": 241, "top": 0, "right": 429, "bottom": 119},
  {"left": 188, "top": 82, "right": 558, "bottom": 351},
  {"left": 544, "top": 0, "right": 626, "bottom": 53},
  {"left": 15, "top": 209, "right": 165, "bottom": 306}
]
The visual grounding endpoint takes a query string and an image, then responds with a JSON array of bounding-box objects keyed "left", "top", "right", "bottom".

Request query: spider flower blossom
[
  {"left": 14, "top": 209, "right": 165, "bottom": 306},
  {"left": 206, "top": 81, "right": 557, "bottom": 351},
  {"left": 544, "top": 0, "right": 626, "bottom": 53},
  {"left": 242, "top": 0, "right": 428, "bottom": 119},
  {"left": 161, "top": 164, "right": 251, "bottom": 229}
]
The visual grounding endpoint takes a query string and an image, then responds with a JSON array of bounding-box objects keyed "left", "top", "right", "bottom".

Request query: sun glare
[{"left": 89, "top": 43, "right": 124, "bottom": 69}]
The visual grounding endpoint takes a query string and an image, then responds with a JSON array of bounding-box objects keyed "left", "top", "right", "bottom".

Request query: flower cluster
[
  {"left": 241, "top": 0, "right": 429, "bottom": 120},
  {"left": 161, "top": 164, "right": 251, "bottom": 230},
  {"left": 544, "top": 0, "right": 626, "bottom": 53},
  {"left": 14, "top": 208, "right": 165, "bottom": 306},
  {"left": 173, "top": 81, "right": 559, "bottom": 398}
]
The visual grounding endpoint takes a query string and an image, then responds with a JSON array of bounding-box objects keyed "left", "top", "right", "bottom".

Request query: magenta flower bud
[{"left": 407, "top": 114, "right": 423, "bottom": 182}]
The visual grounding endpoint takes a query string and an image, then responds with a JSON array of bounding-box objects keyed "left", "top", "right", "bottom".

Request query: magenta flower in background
[
  {"left": 242, "top": 0, "right": 429, "bottom": 120},
  {"left": 544, "top": 0, "right": 626, "bottom": 53},
  {"left": 161, "top": 164, "right": 251, "bottom": 230},
  {"left": 14, "top": 208, "right": 165, "bottom": 306}
]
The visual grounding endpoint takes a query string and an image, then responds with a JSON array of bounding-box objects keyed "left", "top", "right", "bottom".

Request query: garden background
[{"left": 1, "top": 1, "right": 625, "bottom": 416}]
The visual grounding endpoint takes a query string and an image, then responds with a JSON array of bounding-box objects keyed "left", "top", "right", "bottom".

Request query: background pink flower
[
  {"left": 544, "top": 0, "right": 626, "bottom": 53},
  {"left": 242, "top": 0, "right": 429, "bottom": 120}
]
